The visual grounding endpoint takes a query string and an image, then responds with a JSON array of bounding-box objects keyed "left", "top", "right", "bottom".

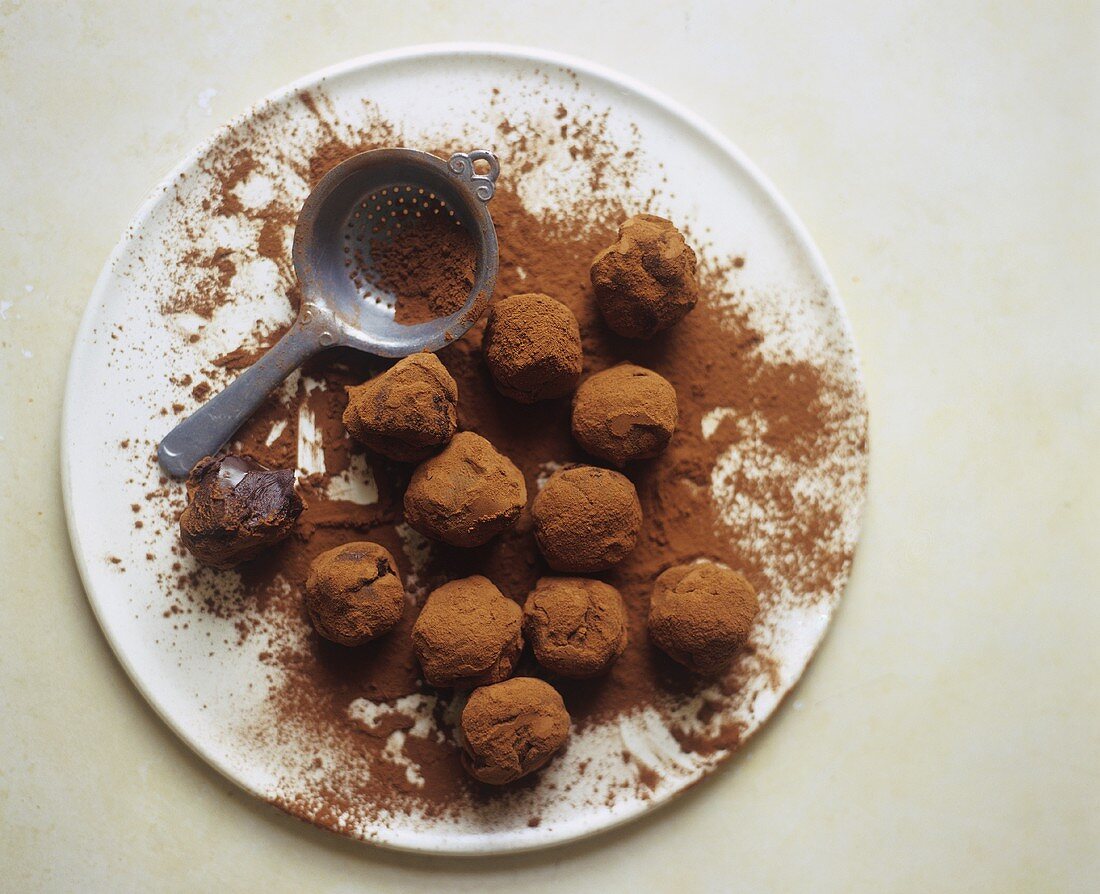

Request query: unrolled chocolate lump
[
  {"left": 590, "top": 214, "right": 698, "bottom": 338},
  {"left": 481, "top": 293, "right": 583, "bottom": 402},
  {"left": 411, "top": 575, "right": 523, "bottom": 688},
  {"left": 179, "top": 454, "right": 303, "bottom": 569},
  {"left": 571, "top": 363, "right": 678, "bottom": 466},
  {"left": 342, "top": 352, "right": 458, "bottom": 462},
  {"left": 459, "top": 677, "right": 570, "bottom": 784},
  {"left": 523, "top": 577, "right": 628, "bottom": 678},
  {"left": 403, "top": 431, "right": 527, "bottom": 547},
  {"left": 304, "top": 541, "right": 405, "bottom": 646},
  {"left": 531, "top": 465, "right": 642, "bottom": 572},
  {"left": 648, "top": 561, "right": 760, "bottom": 675}
]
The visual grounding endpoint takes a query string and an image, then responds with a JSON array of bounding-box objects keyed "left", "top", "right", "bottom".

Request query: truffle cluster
[{"left": 173, "top": 213, "right": 754, "bottom": 790}]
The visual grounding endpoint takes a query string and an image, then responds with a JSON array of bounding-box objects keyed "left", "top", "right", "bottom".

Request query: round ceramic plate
[{"left": 62, "top": 44, "right": 868, "bottom": 854}]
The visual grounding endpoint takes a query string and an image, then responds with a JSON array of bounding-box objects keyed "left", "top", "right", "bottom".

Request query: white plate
[{"left": 62, "top": 44, "right": 868, "bottom": 854}]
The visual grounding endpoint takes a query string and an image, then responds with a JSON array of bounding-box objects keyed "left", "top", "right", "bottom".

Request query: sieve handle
[
  {"left": 157, "top": 310, "right": 331, "bottom": 477},
  {"left": 447, "top": 150, "right": 500, "bottom": 202}
]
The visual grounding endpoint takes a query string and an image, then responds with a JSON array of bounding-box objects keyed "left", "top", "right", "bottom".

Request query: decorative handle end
[{"left": 448, "top": 150, "right": 500, "bottom": 202}]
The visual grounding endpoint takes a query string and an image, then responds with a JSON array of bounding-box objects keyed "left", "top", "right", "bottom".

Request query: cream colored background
[{"left": 1, "top": 3, "right": 1097, "bottom": 891}]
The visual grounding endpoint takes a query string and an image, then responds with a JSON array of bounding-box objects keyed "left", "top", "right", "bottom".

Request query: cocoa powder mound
[
  {"left": 140, "top": 90, "right": 868, "bottom": 832},
  {"left": 368, "top": 212, "right": 476, "bottom": 325}
]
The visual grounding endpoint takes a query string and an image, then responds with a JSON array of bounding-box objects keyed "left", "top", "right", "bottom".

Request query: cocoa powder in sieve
[{"left": 366, "top": 211, "right": 476, "bottom": 325}]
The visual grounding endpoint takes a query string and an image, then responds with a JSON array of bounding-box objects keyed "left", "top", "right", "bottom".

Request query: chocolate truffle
[
  {"left": 531, "top": 465, "right": 642, "bottom": 572},
  {"left": 342, "top": 352, "right": 457, "bottom": 462},
  {"left": 304, "top": 541, "right": 405, "bottom": 646},
  {"left": 403, "top": 431, "right": 527, "bottom": 547},
  {"left": 481, "top": 293, "right": 583, "bottom": 403},
  {"left": 572, "top": 363, "right": 678, "bottom": 465},
  {"left": 179, "top": 454, "right": 303, "bottom": 569},
  {"left": 648, "top": 561, "right": 760, "bottom": 675},
  {"left": 590, "top": 214, "right": 698, "bottom": 338},
  {"left": 459, "top": 677, "right": 570, "bottom": 784},
  {"left": 523, "top": 577, "right": 628, "bottom": 678},
  {"left": 411, "top": 575, "right": 523, "bottom": 688}
]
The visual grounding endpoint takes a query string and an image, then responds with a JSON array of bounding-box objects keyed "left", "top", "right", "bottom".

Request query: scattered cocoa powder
[
  {"left": 161, "top": 247, "right": 238, "bottom": 320},
  {"left": 215, "top": 150, "right": 259, "bottom": 217},
  {"left": 212, "top": 342, "right": 272, "bottom": 371},
  {"left": 129, "top": 88, "right": 868, "bottom": 835}
]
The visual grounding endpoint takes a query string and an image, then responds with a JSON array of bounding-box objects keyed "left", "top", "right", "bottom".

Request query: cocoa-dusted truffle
[
  {"left": 179, "top": 454, "right": 303, "bottom": 569},
  {"left": 590, "top": 214, "right": 698, "bottom": 338},
  {"left": 342, "top": 352, "right": 457, "bottom": 462},
  {"left": 531, "top": 465, "right": 642, "bottom": 572},
  {"left": 304, "top": 541, "right": 405, "bottom": 646},
  {"left": 459, "top": 677, "right": 570, "bottom": 784},
  {"left": 523, "top": 577, "right": 628, "bottom": 678},
  {"left": 482, "top": 293, "right": 583, "bottom": 402},
  {"left": 648, "top": 561, "right": 760, "bottom": 675},
  {"left": 403, "top": 431, "right": 527, "bottom": 547},
  {"left": 411, "top": 575, "right": 523, "bottom": 688},
  {"left": 572, "top": 363, "right": 678, "bottom": 466}
]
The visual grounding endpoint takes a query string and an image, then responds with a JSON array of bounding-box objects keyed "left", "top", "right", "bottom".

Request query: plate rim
[{"left": 60, "top": 41, "right": 868, "bottom": 856}]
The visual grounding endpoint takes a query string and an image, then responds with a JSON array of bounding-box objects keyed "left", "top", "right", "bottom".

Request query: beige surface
[{"left": 1, "top": 2, "right": 1097, "bottom": 891}]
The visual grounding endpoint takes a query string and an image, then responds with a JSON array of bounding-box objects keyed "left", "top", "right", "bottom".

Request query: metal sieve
[{"left": 158, "top": 148, "right": 500, "bottom": 477}]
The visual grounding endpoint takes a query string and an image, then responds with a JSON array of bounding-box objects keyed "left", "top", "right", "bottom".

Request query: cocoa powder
[
  {"left": 137, "top": 89, "right": 868, "bottom": 833},
  {"left": 368, "top": 212, "right": 476, "bottom": 325}
]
